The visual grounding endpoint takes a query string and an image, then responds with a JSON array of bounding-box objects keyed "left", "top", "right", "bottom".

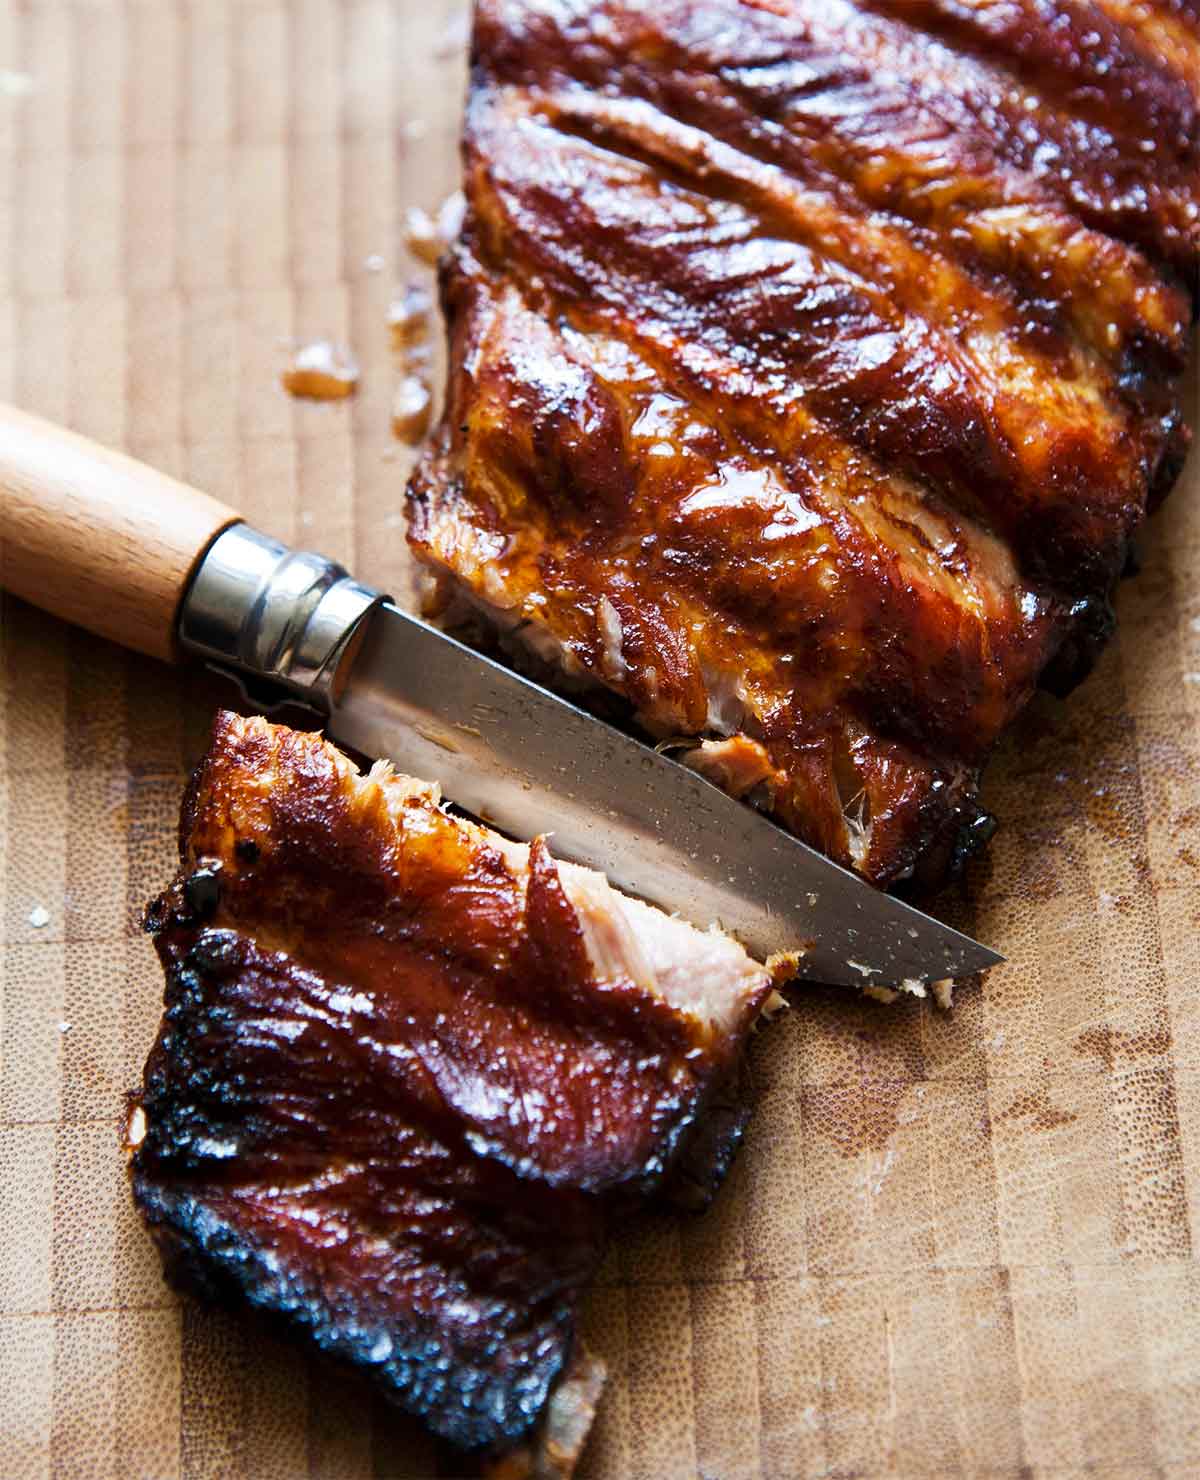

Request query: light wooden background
[{"left": 2, "top": 3, "right": 1200, "bottom": 1477}]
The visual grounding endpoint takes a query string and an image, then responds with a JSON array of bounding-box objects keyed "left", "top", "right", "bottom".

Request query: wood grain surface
[{"left": 1, "top": 3, "right": 1199, "bottom": 1478}]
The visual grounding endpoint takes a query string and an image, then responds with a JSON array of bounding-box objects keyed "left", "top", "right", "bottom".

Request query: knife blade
[{"left": 328, "top": 602, "right": 1000, "bottom": 984}]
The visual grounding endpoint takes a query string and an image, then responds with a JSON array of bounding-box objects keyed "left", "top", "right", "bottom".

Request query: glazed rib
[
  {"left": 129, "top": 713, "right": 776, "bottom": 1466},
  {"left": 408, "top": 0, "right": 1198, "bottom": 889}
]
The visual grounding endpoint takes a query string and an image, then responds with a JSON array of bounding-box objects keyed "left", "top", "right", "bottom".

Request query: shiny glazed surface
[
  {"left": 129, "top": 713, "right": 770, "bottom": 1457},
  {"left": 408, "top": 0, "right": 1199, "bottom": 888}
]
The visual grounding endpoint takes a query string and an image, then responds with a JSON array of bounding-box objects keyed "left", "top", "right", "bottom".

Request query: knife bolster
[{"left": 179, "top": 523, "right": 387, "bottom": 711}]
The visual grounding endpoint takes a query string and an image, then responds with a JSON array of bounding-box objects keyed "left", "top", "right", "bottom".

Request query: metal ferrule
[{"left": 179, "top": 523, "right": 386, "bottom": 711}]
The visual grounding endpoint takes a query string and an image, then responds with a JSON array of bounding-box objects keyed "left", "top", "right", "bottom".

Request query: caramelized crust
[
  {"left": 408, "top": 0, "right": 1198, "bottom": 888},
  {"left": 130, "top": 713, "right": 772, "bottom": 1460}
]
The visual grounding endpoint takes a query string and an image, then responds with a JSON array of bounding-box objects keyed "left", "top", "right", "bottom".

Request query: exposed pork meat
[
  {"left": 408, "top": 0, "right": 1198, "bottom": 891},
  {"left": 128, "top": 712, "right": 776, "bottom": 1468}
]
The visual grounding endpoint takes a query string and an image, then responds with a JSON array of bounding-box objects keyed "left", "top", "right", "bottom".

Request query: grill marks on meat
[
  {"left": 407, "top": 0, "right": 1198, "bottom": 888},
  {"left": 129, "top": 713, "right": 774, "bottom": 1462}
]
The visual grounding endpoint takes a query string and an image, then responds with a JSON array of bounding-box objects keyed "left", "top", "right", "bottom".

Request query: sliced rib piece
[
  {"left": 128, "top": 712, "right": 776, "bottom": 1467},
  {"left": 408, "top": 0, "right": 1198, "bottom": 889}
]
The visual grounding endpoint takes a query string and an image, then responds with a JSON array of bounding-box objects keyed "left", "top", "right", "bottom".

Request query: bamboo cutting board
[{"left": 2, "top": 3, "right": 1200, "bottom": 1476}]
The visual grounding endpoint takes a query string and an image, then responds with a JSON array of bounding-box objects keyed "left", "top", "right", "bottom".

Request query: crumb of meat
[
  {"left": 125, "top": 1103, "right": 147, "bottom": 1150},
  {"left": 756, "top": 990, "right": 789, "bottom": 1026},
  {"left": 683, "top": 734, "right": 781, "bottom": 801},
  {"left": 280, "top": 340, "right": 359, "bottom": 400},
  {"left": 483, "top": 1351, "right": 607, "bottom": 1479},
  {"left": 864, "top": 974, "right": 956, "bottom": 1008},
  {"left": 765, "top": 950, "right": 804, "bottom": 988},
  {"left": 595, "top": 595, "right": 627, "bottom": 680}
]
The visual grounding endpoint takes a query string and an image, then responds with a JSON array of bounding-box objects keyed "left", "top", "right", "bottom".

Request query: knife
[{"left": 0, "top": 404, "right": 1001, "bottom": 985}]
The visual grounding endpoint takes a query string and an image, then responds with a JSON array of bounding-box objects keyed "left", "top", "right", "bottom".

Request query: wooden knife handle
[{"left": 0, "top": 404, "right": 240, "bottom": 661}]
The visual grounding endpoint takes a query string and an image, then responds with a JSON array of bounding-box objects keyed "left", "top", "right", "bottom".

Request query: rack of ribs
[
  {"left": 408, "top": 0, "right": 1199, "bottom": 892},
  {"left": 128, "top": 713, "right": 781, "bottom": 1472}
]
